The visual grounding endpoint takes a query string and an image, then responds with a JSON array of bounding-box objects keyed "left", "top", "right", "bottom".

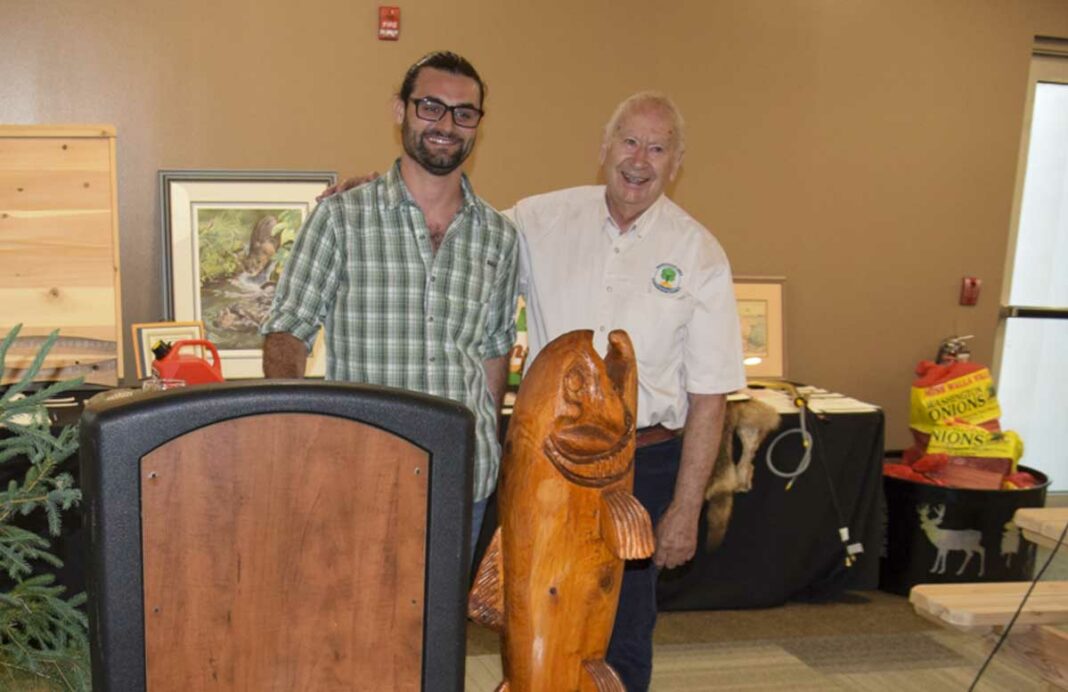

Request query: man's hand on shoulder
[{"left": 316, "top": 172, "right": 381, "bottom": 202}]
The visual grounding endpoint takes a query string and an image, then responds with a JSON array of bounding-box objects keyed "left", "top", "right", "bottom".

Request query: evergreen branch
[
  {"left": 1, "top": 330, "right": 60, "bottom": 402},
  {"left": 0, "top": 325, "right": 22, "bottom": 375},
  {"left": 0, "top": 325, "right": 90, "bottom": 690}
]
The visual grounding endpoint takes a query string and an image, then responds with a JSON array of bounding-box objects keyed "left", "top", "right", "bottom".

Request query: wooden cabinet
[{"left": 0, "top": 125, "right": 123, "bottom": 385}]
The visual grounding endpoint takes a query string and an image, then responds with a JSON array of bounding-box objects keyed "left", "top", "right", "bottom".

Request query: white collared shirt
[{"left": 509, "top": 186, "right": 746, "bottom": 430}]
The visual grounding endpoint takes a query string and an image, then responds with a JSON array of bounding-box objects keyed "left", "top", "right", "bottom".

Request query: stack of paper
[{"left": 737, "top": 385, "right": 880, "bottom": 414}]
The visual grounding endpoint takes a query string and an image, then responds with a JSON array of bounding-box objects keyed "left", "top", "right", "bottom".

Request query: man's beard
[{"left": 402, "top": 119, "right": 474, "bottom": 176}]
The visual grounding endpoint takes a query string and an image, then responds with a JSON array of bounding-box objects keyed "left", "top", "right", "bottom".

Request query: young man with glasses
[{"left": 261, "top": 51, "right": 519, "bottom": 557}]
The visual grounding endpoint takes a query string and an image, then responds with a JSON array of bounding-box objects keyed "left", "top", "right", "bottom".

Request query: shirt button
[
  {"left": 428, "top": 316, "right": 434, "bottom": 323},
  {"left": 599, "top": 326, "right": 606, "bottom": 332},
  {"left": 430, "top": 276, "right": 437, "bottom": 283},
  {"left": 606, "top": 286, "right": 613, "bottom": 293},
  {"left": 429, "top": 356, "right": 436, "bottom": 362},
  {"left": 614, "top": 248, "right": 620, "bottom": 254},
  {"left": 418, "top": 233, "right": 425, "bottom": 239}
]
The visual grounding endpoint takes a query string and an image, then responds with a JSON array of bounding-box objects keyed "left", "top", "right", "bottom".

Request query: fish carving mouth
[{"left": 544, "top": 411, "right": 635, "bottom": 487}]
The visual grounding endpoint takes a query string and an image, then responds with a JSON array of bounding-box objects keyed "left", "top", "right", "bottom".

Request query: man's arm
[
  {"left": 262, "top": 332, "right": 308, "bottom": 378},
  {"left": 483, "top": 355, "right": 509, "bottom": 415},
  {"left": 653, "top": 392, "right": 727, "bottom": 569},
  {"left": 480, "top": 214, "right": 520, "bottom": 417}
]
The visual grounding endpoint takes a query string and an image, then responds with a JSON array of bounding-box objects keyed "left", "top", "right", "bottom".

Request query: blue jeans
[{"left": 606, "top": 436, "right": 682, "bottom": 692}]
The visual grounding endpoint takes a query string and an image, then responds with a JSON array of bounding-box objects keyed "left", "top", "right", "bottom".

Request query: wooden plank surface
[
  {"left": 0, "top": 287, "right": 117, "bottom": 326},
  {"left": 0, "top": 125, "right": 114, "bottom": 139},
  {"left": 1015, "top": 508, "right": 1068, "bottom": 549},
  {"left": 0, "top": 126, "right": 122, "bottom": 383},
  {"left": 0, "top": 170, "right": 112, "bottom": 211},
  {"left": 910, "top": 581, "right": 1068, "bottom": 633},
  {"left": 0, "top": 135, "right": 113, "bottom": 170},
  {"left": 141, "top": 413, "right": 429, "bottom": 691}
]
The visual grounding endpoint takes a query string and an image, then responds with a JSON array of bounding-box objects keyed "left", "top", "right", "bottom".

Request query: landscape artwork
[
  {"left": 737, "top": 298, "right": 768, "bottom": 358},
  {"left": 194, "top": 206, "right": 305, "bottom": 350}
]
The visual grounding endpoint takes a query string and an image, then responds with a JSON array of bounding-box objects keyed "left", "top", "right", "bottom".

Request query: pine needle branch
[{"left": 0, "top": 325, "right": 90, "bottom": 690}]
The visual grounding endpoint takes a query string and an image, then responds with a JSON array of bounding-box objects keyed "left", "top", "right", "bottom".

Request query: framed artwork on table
[
  {"left": 130, "top": 321, "right": 206, "bottom": 380},
  {"left": 160, "top": 170, "right": 336, "bottom": 379},
  {"left": 733, "top": 277, "right": 786, "bottom": 379}
]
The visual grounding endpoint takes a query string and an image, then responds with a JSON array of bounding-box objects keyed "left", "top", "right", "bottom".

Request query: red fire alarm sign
[
  {"left": 379, "top": 7, "right": 400, "bottom": 41},
  {"left": 959, "top": 276, "right": 981, "bottom": 306}
]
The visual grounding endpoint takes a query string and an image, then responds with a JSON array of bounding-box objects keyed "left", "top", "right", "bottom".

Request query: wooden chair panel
[{"left": 140, "top": 412, "right": 428, "bottom": 691}]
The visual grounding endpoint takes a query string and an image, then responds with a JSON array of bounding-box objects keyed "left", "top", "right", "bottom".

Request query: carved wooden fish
[{"left": 469, "top": 329, "right": 655, "bottom": 691}]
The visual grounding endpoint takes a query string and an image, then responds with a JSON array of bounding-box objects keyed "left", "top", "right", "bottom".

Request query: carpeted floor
[{"left": 464, "top": 588, "right": 1051, "bottom": 690}]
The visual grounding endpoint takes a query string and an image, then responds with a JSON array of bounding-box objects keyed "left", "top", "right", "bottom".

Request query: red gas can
[{"left": 150, "top": 339, "right": 225, "bottom": 385}]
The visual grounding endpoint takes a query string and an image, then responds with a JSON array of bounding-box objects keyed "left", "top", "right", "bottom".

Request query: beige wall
[{"left": 3, "top": 0, "right": 1067, "bottom": 448}]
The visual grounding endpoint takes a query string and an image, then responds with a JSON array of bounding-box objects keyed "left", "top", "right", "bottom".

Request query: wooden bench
[
  {"left": 910, "top": 581, "right": 1068, "bottom": 634},
  {"left": 908, "top": 507, "right": 1068, "bottom": 686},
  {"left": 1014, "top": 507, "right": 1068, "bottom": 550}
]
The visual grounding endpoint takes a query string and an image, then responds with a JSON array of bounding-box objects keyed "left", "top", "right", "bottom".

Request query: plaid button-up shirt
[{"left": 262, "top": 160, "right": 519, "bottom": 501}]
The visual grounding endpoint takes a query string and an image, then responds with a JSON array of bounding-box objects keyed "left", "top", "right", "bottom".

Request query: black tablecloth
[{"left": 656, "top": 409, "right": 885, "bottom": 610}]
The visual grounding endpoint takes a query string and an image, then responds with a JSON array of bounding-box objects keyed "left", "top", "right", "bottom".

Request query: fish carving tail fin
[
  {"left": 581, "top": 659, "right": 625, "bottom": 691},
  {"left": 601, "top": 491, "right": 655, "bottom": 560},
  {"left": 467, "top": 528, "right": 505, "bottom": 632}
]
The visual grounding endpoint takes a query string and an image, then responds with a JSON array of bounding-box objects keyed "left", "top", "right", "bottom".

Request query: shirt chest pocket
[
  {"left": 438, "top": 256, "right": 497, "bottom": 337},
  {"left": 623, "top": 286, "right": 693, "bottom": 357},
  {"left": 450, "top": 255, "right": 496, "bottom": 305}
]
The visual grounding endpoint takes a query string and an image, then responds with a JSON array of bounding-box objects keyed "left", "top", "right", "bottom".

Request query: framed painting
[
  {"left": 160, "top": 170, "right": 336, "bottom": 379},
  {"left": 130, "top": 321, "right": 205, "bottom": 380},
  {"left": 733, "top": 277, "right": 786, "bottom": 379}
]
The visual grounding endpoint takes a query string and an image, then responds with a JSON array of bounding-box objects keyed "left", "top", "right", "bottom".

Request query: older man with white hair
[{"left": 510, "top": 91, "right": 746, "bottom": 690}]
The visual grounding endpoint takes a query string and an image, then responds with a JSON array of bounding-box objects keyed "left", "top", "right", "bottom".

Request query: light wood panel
[
  {"left": 911, "top": 581, "right": 1068, "bottom": 633},
  {"left": 141, "top": 412, "right": 429, "bottom": 691},
  {"left": 0, "top": 125, "right": 123, "bottom": 384},
  {"left": 1015, "top": 508, "right": 1068, "bottom": 549}
]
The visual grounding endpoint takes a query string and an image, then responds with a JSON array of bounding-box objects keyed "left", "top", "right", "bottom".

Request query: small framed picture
[
  {"left": 159, "top": 170, "right": 336, "bottom": 379},
  {"left": 733, "top": 277, "right": 786, "bottom": 379},
  {"left": 131, "top": 321, "right": 206, "bottom": 380}
]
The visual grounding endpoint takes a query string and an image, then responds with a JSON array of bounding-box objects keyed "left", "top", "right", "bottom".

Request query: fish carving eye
[{"left": 564, "top": 365, "right": 584, "bottom": 394}]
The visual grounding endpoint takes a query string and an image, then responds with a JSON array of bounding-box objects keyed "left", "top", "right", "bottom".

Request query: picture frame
[
  {"left": 733, "top": 276, "right": 786, "bottom": 379},
  {"left": 130, "top": 321, "right": 205, "bottom": 380},
  {"left": 160, "top": 170, "right": 337, "bottom": 379}
]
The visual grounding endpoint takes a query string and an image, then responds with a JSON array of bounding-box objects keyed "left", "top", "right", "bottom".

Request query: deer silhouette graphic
[{"left": 917, "top": 503, "right": 985, "bottom": 576}]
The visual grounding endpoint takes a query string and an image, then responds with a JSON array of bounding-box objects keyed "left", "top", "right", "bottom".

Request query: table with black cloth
[{"left": 656, "top": 407, "right": 885, "bottom": 610}]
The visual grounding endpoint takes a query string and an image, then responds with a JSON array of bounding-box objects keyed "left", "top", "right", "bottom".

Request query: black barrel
[{"left": 880, "top": 466, "right": 1050, "bottom": 595}]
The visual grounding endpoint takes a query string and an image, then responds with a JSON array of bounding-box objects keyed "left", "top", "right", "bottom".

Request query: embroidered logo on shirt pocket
[{"left": 652, "top": 263, "right": 683, "bottom": 294}]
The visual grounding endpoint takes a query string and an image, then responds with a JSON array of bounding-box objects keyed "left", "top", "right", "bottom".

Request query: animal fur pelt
[{"left": 704, "top": 399, "right": 781, "bottom": 551}]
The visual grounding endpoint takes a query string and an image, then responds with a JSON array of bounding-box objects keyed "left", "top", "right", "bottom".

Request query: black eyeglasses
[{"left": 409, "top": 97, "right": 484, "bottom": 128}]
